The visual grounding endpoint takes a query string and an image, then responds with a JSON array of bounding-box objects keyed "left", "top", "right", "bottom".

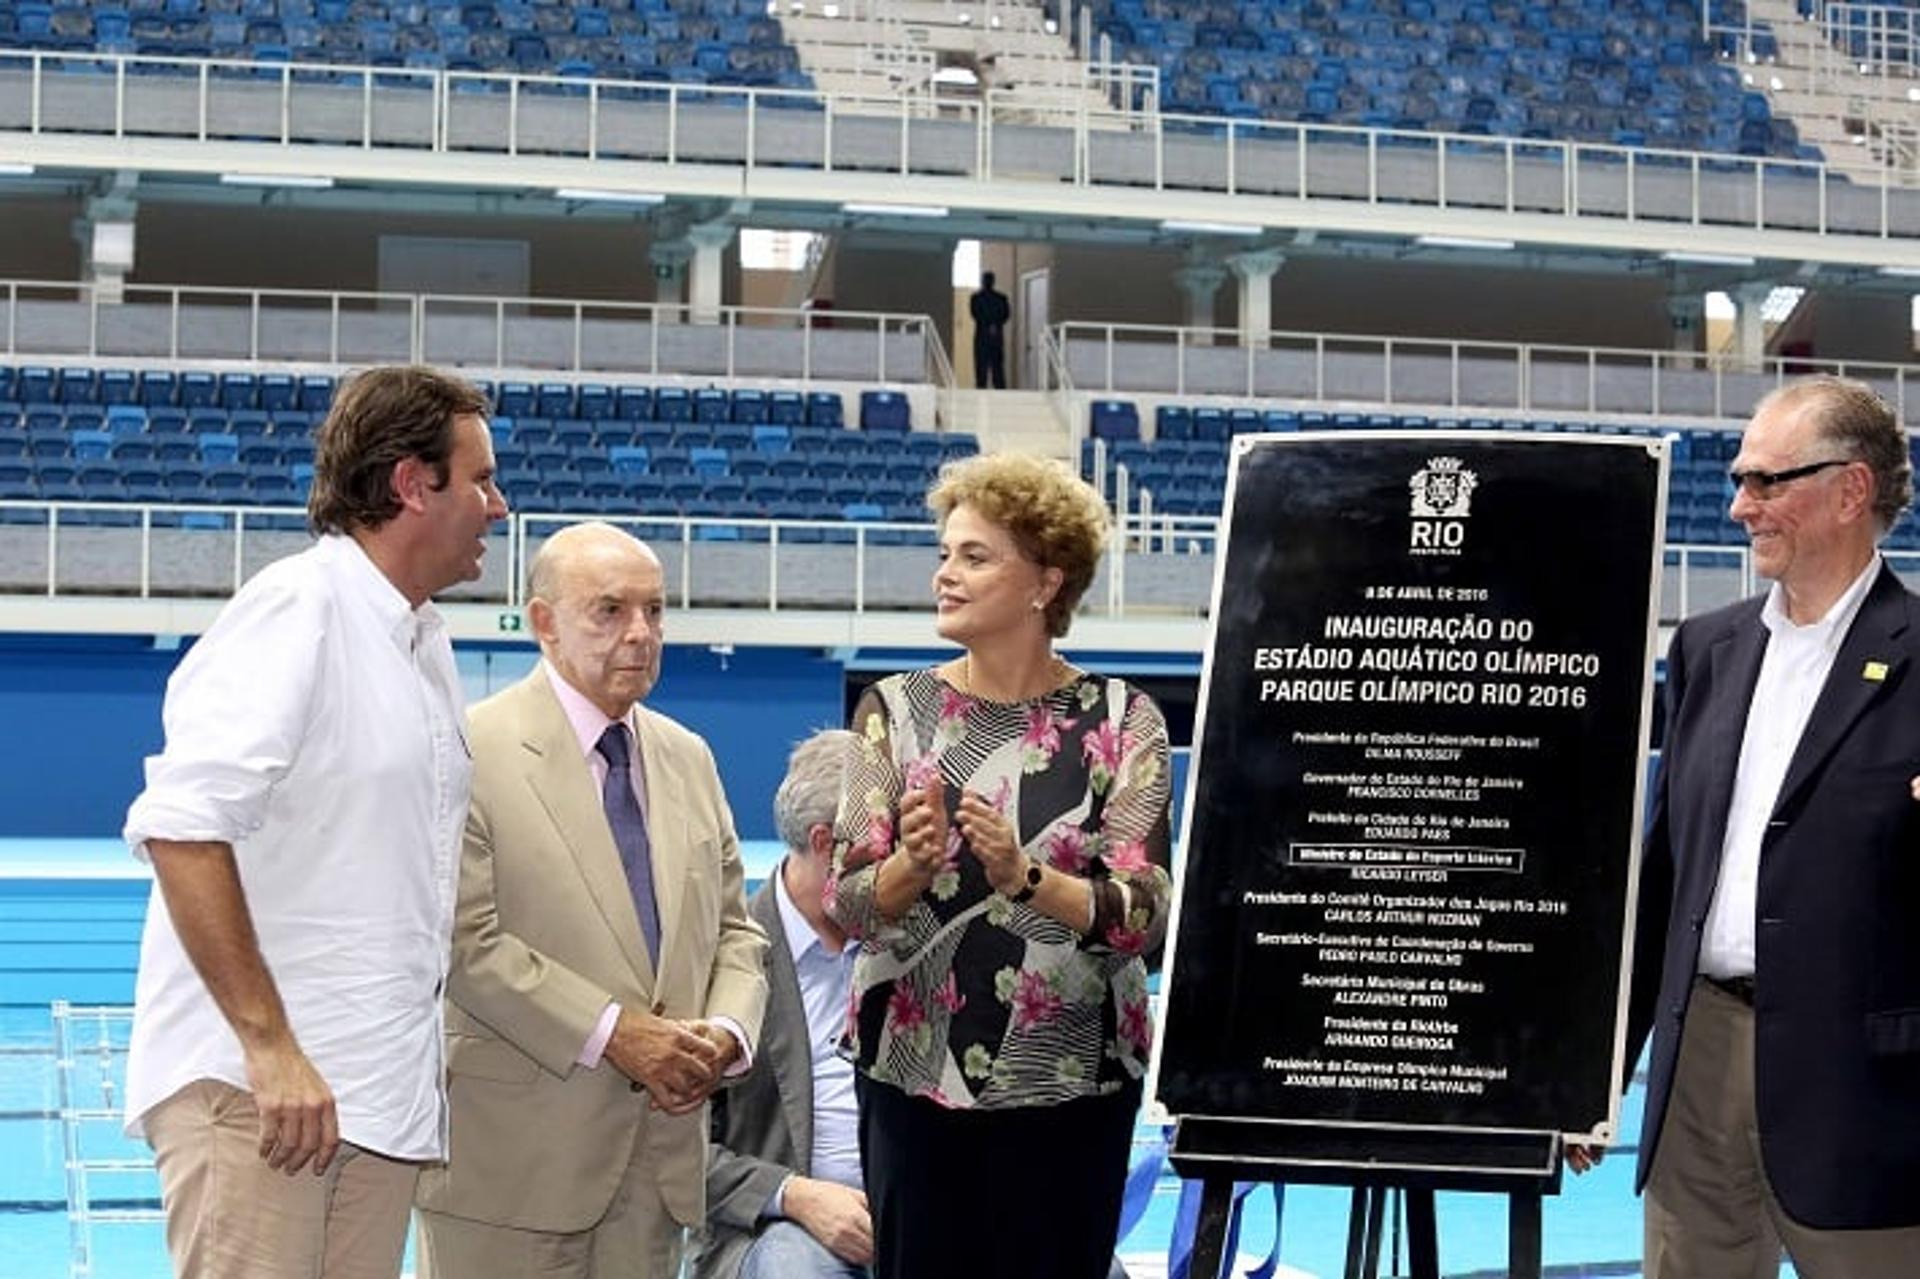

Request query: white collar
[{"left": 1760, "top": 553, "right": 1880, "bottom": 648}]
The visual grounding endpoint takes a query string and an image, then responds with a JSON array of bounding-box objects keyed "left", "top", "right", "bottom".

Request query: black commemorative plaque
[{"left": 1150, "top": 431, "right": 1665, "bottom": 1143}]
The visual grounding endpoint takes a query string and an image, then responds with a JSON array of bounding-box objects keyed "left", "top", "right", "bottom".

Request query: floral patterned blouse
[{"left": 826, "top": 668, "right": 1173, "bottom": 1110}]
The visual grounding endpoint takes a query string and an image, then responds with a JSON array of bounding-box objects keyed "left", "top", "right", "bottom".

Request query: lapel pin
[{"left": 1863, "top": 660, "right": 1889, "bottom": 683}]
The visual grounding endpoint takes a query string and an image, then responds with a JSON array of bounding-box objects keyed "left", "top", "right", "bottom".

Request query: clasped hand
[
  {"left": 899, "top": 780, "right": 1027, "bottom": 895},
  {"left": 604, "top": 1009, "right": 737, "bottom": 1115}
]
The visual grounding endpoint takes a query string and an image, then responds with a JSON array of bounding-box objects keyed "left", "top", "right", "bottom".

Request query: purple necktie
[{"left": 595, "top": 723, "right": 661, "bottom": 961}]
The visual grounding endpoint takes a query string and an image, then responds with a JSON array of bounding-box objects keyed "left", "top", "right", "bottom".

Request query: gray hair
[
  {"left": 1757, "top": 374, "right": 1914, "bottom": 533},
  {"left": 773, "top": 729, "right": 859, "bottom": 853}
]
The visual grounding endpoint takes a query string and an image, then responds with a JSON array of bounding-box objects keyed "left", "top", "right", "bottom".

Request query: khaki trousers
[
  {"left": 144, "top": 1078, "right": 419, "bottom": 1279},
  {"left": 414, "top": 1141, "right": 682, "bottom": 1279},
  {"left": 1645, "top": 978, "right": 1920, "bottom": 1279}
]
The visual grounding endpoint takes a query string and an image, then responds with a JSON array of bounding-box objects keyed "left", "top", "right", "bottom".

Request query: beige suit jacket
[{"left": 415, "top": 668, "right": 768, "bottom": 1234}]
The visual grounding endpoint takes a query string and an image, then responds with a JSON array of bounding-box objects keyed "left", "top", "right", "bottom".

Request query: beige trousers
[
  {"left": 1645, "top": 978, "right": 1920, "bottom": 1279},
  {"left": 144, "top": 1078, "right": 419, "bottom": 1279},
  {"left": 414, "top": 1146, "right": 682, "bottom": 1279}
]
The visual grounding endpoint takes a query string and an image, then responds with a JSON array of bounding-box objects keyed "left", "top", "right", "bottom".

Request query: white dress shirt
[
  {"left": 772, "top": 861, "right": 861, "bottom": 1202},
  {"left": 1699, "top": 555, "right": 1881, "bottom": 979},
  {"left": 122, "top": 535, "right": 470, "bottom": 1160}
]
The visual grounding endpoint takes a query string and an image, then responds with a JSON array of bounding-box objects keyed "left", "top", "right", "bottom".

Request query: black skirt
[{"left": 856, "top": 1073, "right": 1142, "bottom": 1279}]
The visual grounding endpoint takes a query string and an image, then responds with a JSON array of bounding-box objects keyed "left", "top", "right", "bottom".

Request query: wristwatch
[{"left": 1010, "top": 859, "right": 1043, "bottom": 903}]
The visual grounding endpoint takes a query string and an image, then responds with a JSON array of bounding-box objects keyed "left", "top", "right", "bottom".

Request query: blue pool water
[{"left": 1, "top": 841, "right": 1682, "bottom": 1278}]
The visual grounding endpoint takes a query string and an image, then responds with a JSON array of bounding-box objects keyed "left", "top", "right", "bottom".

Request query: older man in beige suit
[{"left": 416, "top": 521, "right": 768, "bottom": 1278}]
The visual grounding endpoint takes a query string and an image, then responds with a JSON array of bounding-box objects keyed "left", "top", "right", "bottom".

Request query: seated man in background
[{"left": 693, "top": 729, "right": 872, "bottom": 1279}]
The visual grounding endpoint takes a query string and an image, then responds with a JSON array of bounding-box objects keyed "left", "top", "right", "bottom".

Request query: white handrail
[
  {"left": 0, "top": 501, "right": 1879, "bottom": 628},
  {"left": 1051, "top": 319, "right": 1920, "bottom": 420},
  {"left": 0, "top": 278, "right": 952, "bottom": 386},
  {"left": 0, "top": 49, "right": 1911, "bottom": 237}
]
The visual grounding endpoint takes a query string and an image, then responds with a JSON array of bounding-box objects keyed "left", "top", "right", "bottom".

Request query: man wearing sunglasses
[{"left": 1624, "top": 374, "right": 1920, "bottom": 1276}]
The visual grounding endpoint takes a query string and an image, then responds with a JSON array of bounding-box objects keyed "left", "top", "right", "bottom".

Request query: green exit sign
[{"left": 498, "top": 612, "right": 523, "bottom": 633}]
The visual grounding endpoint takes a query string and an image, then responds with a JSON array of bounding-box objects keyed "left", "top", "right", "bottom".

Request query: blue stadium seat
[
  {"left": 95, "top": 369, "right": 135, "bottom": 405},
  {"left": 615, "top": 385, "right": 654, "bottom": 421},
  {"left": 693, "top": 387, "right": 730, "bottom": 424},
  {"left": 536, "top": 382, "right": 576, "bottom": 418},
  {"left": 655, "top": 387, "right": 692, "bottom": 424},
  {"left": 731, "top": 389, "right": 768, "bottom": 424},
  {"left": 609, "top": 445, "right": 651, "bottom": 475},
  {"left": 298, "top": 375, "right": 334, "bottom": 413},
  {"left": 258, "top": 373, "right": 296, "bottom": 412},
  {"left": 185, "top": 410, "right": 229, "bottom": 437},
  {"left": 859, "top": 391, "right": 910, "bottom": 432},
  {"left": 138, "top": 371, "right": 176, "bottom": 407},
  {"left": 69, "top": 430, "right": 113, "bottom": 461},
  {"left": 57, "top": 367, "right": 97, "bottom": 404},
  {"left": 179, "top": 372, "right": 217, "bottom": 409},
  {"left": 1091, "top": 400, "right": 1140, "bottom": 441},
  {"left": 577, "top": 384, "right": 613, "bottom": 421},
  {"left": 552, "top": 419, "right": 595, "bottom": 451},
  {"left": 515, "top": 418, "right": 556, "bottom": 449},
  {"left": 806, "top": 392, "right": 843, "bottom": 429},
  {"left": 497, "top": 381, "right": 536, "bottom": 416},
  {"left": 768, "top": 390, "right": 804, "bottom": 426},
  {"left": 17, "top": 367, "right": 54, "bottom": 404},
  {"left": 220, "top": 372, "right": 257, "bottom": 409}
]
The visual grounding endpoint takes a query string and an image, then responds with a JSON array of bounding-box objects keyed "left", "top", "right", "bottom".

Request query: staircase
[
  {"left": 943, "top": 388, "right": 1073, "bottom": 459},
  {"left": 776, "top": 0, "right": 1135, "bottom": 124},
  {"left": 1740, "top": 0, "right": 1920, "bottom": 182}
]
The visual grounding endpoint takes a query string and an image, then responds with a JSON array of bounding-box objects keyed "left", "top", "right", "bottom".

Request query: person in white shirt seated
[
  {"left": 121, "top": 365, "right": 508, "bottom": 1279},
  {"left": 693, "top": 730, "right": 874, "bottom": 1279}
]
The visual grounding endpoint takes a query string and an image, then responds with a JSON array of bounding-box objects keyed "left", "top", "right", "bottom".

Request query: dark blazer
[
  {"left": 691, "top": 873, "right": 819, "bottom": 1279},
  {"left": 1627, "top": 562, "right": 1920, "bottom": 1230}
]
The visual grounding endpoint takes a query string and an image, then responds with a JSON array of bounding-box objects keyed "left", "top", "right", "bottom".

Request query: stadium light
[
  {"left": 0, "top": 162, "right": 33, "bottom": 177},
  {"left": 1661, "top": 251, "right": 1756, "bottom": 267},
  {"left": 220, "top": 173, "right": 334, "bottom": 189},
  {"left": 1879, "top": 266, "right": 1920, "bottom": 278},
  {"left": 841, "top": 202, "right": 950, "bottom": 218},
  {"left": 1158, "top": 219, "right": 1263, "bottom": 236},
  {"left": 554, "top": 188, "right": 666, "bottom": 205},
  {"left": 1415, "top": 234, "right": 1516, "bottom": 251}
]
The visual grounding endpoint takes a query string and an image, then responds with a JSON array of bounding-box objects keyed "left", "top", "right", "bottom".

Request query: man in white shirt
[
  {"left": 415, "top": 521, "right": 767, "bottom": 1279},
  {"left": 122, "top": 364, "right": 509, "bottom": 1279},
  {"left": 694, "top": 729, "right": 873, "bottom": 1279},
  {"left": 1625, "top": 374, "right": 1920, "bottom": 1277}
]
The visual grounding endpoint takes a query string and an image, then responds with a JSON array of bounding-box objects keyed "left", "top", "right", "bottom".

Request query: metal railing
[
  {"left": 1821, "top": 2, "right": 1920, "bottom": 76},
  {"left": 0, "top": 500, "right": 1846, "bottom": 629},
  {"left": 0, "top": 279, "right": 950, "bottom": 386},
  {"left": 1052, "top": 320, "right": 1920, "bottom": 423},
  {"left": 52, "top": 1001, "right": 159, "bottom": 1279},
  {"left": 0, "top": 49, "right": 1913, "bottom": 241}
]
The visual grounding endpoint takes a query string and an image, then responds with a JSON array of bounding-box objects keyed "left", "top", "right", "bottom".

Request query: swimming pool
[{"left": 1, "top": 841, "right": 1672, "bottom": 1278}]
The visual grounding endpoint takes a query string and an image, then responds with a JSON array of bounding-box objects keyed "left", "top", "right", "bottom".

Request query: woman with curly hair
[{"left": 825, "top": 452, "right": 1173, "bottom": 1279}]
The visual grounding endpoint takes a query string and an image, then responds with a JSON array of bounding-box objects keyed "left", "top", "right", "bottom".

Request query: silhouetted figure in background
[{"left": 969, "top": 272, "right": 1010, "bottom": 389}]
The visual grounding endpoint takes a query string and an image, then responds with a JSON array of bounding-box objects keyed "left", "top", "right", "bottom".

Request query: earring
[{"left": 1032, "top": 599, "right": 1044, "bottom": 611}]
